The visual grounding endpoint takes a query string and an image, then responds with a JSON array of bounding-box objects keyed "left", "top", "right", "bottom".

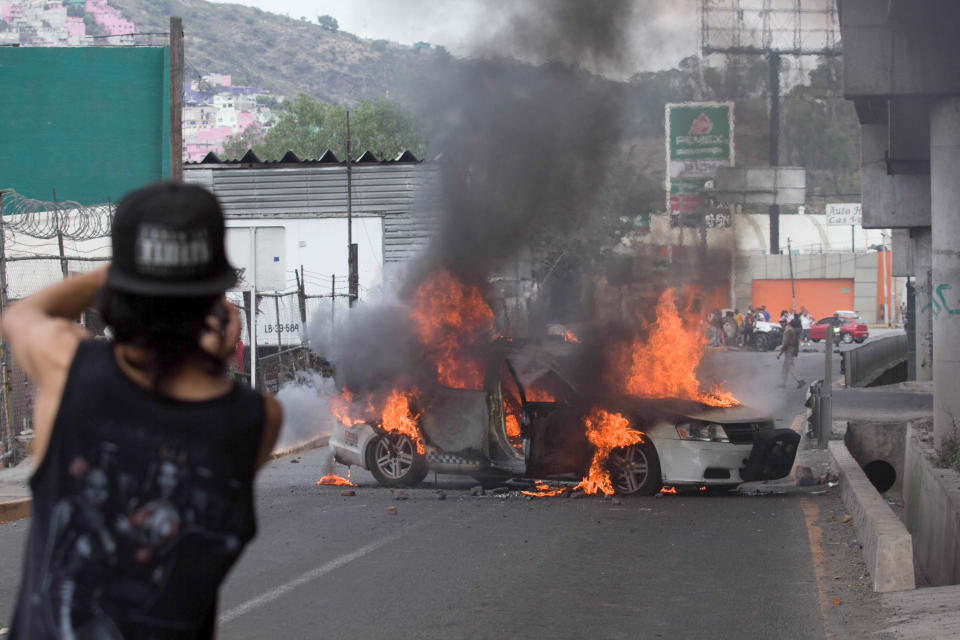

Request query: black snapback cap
[{"left": 107, "top": 181, "right": 236, "bottom": 296}]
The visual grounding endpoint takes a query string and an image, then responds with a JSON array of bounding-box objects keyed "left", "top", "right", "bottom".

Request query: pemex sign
[{"left": 665, "top": 102, "right": 734, "bottom": 223}]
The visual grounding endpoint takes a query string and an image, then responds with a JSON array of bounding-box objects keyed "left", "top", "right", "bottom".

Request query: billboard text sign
[
  {"left": 825, "top": 203, "right": 862, "bottom": 226},
  {"left": 665, "top": 102, "right": 734, "bottom": 222}
]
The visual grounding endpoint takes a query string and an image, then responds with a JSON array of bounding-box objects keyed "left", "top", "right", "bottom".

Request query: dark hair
[
  {"left": 790, "top": 316, "right": 802, "bottom": 329},
  {"left": 96, "top": 285, "right": 226, "bottom": 388}
]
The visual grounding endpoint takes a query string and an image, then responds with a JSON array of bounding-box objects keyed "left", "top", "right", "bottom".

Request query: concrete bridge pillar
[
  {"left": 913, "top": 228, "right": 933, "bottom": 381},
  {"left": 930, "top": 98, "right": 960, "bottom": 448}
]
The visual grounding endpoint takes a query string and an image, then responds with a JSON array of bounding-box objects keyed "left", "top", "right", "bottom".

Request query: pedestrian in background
[
  {"left": 1, "top": 182, "right": 282, "bottom": 639},
  {"left": 777, "top": 316, "right": 806, "bottom": 389},
  {"left": 742, "top": 308, "right": 755, "bottom": 347},
  {"left": 801, "top": 310, "right": 812, "bottom": 344}
]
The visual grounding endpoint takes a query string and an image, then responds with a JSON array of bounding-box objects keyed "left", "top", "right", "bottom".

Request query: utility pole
[
  {"left": 169, "top": 17, "right": 184, "bottom": 182},
  {"left": 768, "top": 52, "right": 781, "bottom": 255},
  {"left": 787, "top": 237, "right": 796, "bottom": 312},
  {"left": 0, "top": 191, "right": 10, "bottom": 464},
  {"left": 346, "top": 111, "right": 358, "bottom": 308},
  {"left": 52, "top": 189, "right": 68, "bottom": 278}
]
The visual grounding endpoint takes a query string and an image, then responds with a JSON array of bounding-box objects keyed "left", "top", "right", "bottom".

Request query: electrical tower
[{"left": 700, "top": 0, "right": 842, "bottom": 254}]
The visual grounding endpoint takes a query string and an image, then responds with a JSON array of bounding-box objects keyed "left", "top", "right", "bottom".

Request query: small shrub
[{"left": 935, "top": 421, "right": 960, "bottom": 472}]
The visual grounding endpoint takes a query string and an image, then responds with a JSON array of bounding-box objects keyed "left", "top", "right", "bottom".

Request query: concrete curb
[
  {"left": 0, "top": 497, "right": 31, "bottom": 523},
  {"left": 829, "top": 441, "right": 915, "bottom": 592}
]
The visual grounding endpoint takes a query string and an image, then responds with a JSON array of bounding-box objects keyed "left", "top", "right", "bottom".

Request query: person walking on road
[
  {"left": 1, "top": 182, "right": 282, "bottom": 640},
  {"left": 777, "top": 316, "right": 806, "bottom": 389}
]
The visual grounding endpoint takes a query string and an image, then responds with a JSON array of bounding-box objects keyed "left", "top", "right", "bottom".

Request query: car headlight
[{"left": 676, "top": 421, "right": 730, "bottom": 443}]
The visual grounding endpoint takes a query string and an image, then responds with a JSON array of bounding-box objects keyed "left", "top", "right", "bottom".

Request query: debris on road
[
  {"left": 387, "top": 506, "right": 398, "bottom": 515},
  {"left": 840, "top": 514, "right": 852, "bottom": 523},
  {"left": 436, "top": 490, "right": 447, "bottom": 500},
  {"left": 290, "top": 458, "right": 300, "bottom": 463},
  {"left": 317, "top": 474, "right": 355, "bottom": 487},
  {"left": 470, "top": 485, "right": 485, "bottom": 496},
  {"left": 391, "top": 489, "right": 409, "bottom": 500},
  {"left": 340, "top": 489, "right": 356, "bottom": 497}
]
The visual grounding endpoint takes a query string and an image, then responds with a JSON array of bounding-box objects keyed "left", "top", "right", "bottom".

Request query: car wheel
[
  {"left": 841, "top": 332, "right": 854, "bottom": 344},
  {"left": 811, "top": 338, "right": 820, "bottom": 343},
  {"left": 753, "top": 333, "right": 769, "bottom": 351},
  {"left": 854, "top": 338, "right": 865, "bottom": 344},
  {"left": 366, "top": 432, "right": 428, "bottom": 488},
  {"left": 607, "top": 439, "right": 661, "bottom": 496}
]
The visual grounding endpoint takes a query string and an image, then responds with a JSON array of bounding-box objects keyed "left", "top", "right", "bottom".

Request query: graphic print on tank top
[{"left": 32, "top": 422, "right": 255, "bottom": 639}]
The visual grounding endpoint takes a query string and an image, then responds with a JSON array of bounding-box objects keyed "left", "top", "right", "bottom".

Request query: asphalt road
[{"left": 0, "top": 339, "right": 910, "bottom": 639}]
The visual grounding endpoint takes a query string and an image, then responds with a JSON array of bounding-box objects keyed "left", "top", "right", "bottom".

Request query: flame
[
  {"left": 381, "top": 389, "right": 425, "bottom": 454},
  {"left": 574, "top": 408, "right": 645, "bottom": 495},
  {"left": 660, "top": 486, "right": 678, "bottom": 494},
  {"left": 525, "top": 384, "right": 555, "bottom": 402},
  {"left": 521, "top": 481, "right": 567, "bottom": 498},
  {"left": 564, "top": 329, "right": 581, "bottom": 343},
  {"left": 409, "top": 270, "right": 494, "bottom": 390},
  {"left": 316, "top": 474, "right": 355, "bottom": 486},
  {"left": 330, "top": 388, "right": 375, "bottom": 426},
  {"left": 610, "top": 288, "right": 739, "bottom": 408}
]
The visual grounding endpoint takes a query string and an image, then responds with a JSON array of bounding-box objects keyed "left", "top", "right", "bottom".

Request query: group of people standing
[{"left": 704, "top": 304, "right": 812, "bottom": 390}]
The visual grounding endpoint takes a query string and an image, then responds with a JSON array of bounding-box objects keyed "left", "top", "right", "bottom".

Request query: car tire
[
  {"left": 366, "top": 432, "right": 429, "bottom": 488},
  {"left": 753, "top": 333, "right": 770, "bottom": 351},
  {"left": 607, "top": 439, "right": 661, "bottom": 496},
  {"left": 811, "top": 338, "right": 820, "bottom": 343},
  {"left": 841, "top": 332, "right": 854, "bottom": 344},
  {"left": 854, "top": 338, "right": 865, "bottom": 344}
]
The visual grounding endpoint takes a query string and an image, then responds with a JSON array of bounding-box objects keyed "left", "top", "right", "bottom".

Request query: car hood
[{"left": 598, "top": 396, "right": 773, "bottom": 425}]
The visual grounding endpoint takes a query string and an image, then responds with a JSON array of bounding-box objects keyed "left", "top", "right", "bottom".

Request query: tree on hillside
[
  {"left": 221, "top": 94, "right": 426, "bottom": 161},
  {"left": 317, "top": 15, "right": 338, "bottom": 31}
]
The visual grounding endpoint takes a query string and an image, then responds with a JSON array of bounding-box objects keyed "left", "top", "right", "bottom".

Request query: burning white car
[{"left": 329, "top": 348, "right": 799, "bottom": 495}]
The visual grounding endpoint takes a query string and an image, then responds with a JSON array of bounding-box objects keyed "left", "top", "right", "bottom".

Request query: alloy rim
[
  {"left": 374, "top": 434, "right": 414, "bottom": 479},
  {"left": 609, "top": 445, "right": 649, "bottom": 494}
]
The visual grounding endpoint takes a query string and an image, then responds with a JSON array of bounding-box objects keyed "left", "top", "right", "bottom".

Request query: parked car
[
  {"left": 809, "top": 316, "right": 869, "bottom": 344},
  {"left": 330, "top": 346, "right": 800, "bottom": 495}
]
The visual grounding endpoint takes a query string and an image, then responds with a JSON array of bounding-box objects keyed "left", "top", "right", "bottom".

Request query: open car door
[{"left": 502, "top": 355, "right": 590, "bottom": 479}]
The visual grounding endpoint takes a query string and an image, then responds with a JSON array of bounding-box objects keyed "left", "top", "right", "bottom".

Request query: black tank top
[{"left": 10, "top": 339, "right": 265, "bottom": 639}]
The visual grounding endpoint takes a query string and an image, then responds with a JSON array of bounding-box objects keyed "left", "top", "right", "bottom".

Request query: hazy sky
[{"left": 208, "top": 0, "right": 700, "bottom": 75}]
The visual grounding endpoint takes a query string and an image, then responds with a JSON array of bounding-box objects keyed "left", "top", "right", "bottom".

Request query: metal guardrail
[{"left": 842, "top": 334, "right": 908, "bottom": 388}]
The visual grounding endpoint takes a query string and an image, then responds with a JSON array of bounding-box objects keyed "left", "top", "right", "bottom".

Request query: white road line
[{"left": 218, "top": 530, "right": 407, "bottom": 624}]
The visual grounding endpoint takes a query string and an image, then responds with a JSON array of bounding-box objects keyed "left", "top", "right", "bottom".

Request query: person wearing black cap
[{"left": 1, "top": 181, "right": 282, "bottom": 639}]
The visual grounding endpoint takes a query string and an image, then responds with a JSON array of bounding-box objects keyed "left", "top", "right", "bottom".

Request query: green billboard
[
  {"left": 0, "top": 47, "right": 170, "bottom": 207},
  {"left": 665, "top": 102, "right": 734, "bottom": 220}
]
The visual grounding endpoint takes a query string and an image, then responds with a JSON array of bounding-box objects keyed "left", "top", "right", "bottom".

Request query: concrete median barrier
[{"left": 829, "top": 440, "right": 915, "bottom": 593}]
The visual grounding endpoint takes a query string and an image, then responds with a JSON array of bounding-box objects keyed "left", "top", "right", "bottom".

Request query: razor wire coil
[{"left": 1, "top": 190, "right": 113, "bottom": 240}]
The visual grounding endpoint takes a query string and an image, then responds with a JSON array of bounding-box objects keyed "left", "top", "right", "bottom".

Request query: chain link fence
[{"left": 0, "top": 190, "right": 346, "bottom": 467}]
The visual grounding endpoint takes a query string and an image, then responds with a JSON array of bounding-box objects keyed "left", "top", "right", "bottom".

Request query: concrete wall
[{"left": 903, "top": 424, "right": 960, "bottom": 586}]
